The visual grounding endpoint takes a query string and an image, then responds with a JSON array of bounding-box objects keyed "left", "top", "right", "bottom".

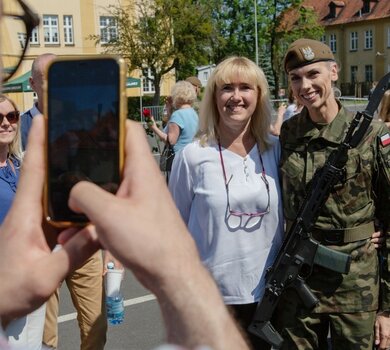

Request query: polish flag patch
[{"left": 381, "top": 133, "right": 390, "bottom": 147}]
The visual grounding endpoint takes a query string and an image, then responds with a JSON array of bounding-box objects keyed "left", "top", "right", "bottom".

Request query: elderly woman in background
[
  {"left": 169, "top": 57, "right": 284, "bottom": 349},
  {"left": 148, "top": 80, "right": 199, "bottom": 154},
  {"left": 0, "top": 95, "right": 46, "bottom": 349}
]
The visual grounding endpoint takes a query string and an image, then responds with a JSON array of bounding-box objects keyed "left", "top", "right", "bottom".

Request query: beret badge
[{"left": 301, "top": 46, "right": 315, "bottom": 61}]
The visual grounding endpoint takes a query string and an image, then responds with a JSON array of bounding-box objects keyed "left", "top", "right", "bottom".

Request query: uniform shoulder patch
[{"left": 380, "top": 133, "right": 390, "bottom": 147}]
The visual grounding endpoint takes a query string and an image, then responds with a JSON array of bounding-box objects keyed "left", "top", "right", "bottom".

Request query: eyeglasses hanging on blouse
[{"left": 218, "top": 142, "right": 270, "bottom": 218}]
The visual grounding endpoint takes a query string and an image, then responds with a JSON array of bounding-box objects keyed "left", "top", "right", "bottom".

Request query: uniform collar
[{"left": 293, "top": 101, "right": 352, "bottom": 144}]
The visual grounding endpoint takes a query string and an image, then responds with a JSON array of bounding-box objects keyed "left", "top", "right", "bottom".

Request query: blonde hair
[
  {"left": 379, "top": 90, "right": 390, "bottom": 123},
  {"left": 0, "top": 95, "right": 23, "bottom": 163},
  {"left": 197, "top": 56, "right": 272, "bottom": 151},
  {"left": 171, "top": 81, "right": 197, "bottom": 109}
]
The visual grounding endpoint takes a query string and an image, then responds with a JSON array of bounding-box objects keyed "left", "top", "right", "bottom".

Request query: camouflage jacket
[{"left": 279, "top": 105, "right": 390, "bottom": 313}]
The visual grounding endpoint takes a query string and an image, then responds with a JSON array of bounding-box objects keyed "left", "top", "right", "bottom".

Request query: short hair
[
  {"left": 171, "top": 81, "right": 197, "bottom": 109},
  {"left": 0, "top": 95, "right": 23, "bottom": 162},
  {"left": 379, "top": 90, "right": 390, "bottom": 123},
  {"left": 31, "top": 53, "right": 56, "bottom": 79},
  {"left": 185, "top": 76, "right": 202, "bottom": 88},
  {"left": 197, "top": 56, "right": 272, "bottom": 151}
]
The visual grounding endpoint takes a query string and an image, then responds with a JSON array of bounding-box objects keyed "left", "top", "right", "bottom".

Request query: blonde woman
[
  {"left": 0, "top": 95, "right": 23, "bottom": 223},
  {"left": 0, "top": 95, "right": 46, "bottom": 349},
  {"left": 169, "top": 57, "right": 284, "bottom": 349}
]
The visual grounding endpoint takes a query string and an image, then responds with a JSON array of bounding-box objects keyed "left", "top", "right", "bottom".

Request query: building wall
[
  {"left": 3, "top": 0, "right": 174, "bottom": 110},
  {"left": 321, "top": 19, "right": 390, "bottom": 96}
]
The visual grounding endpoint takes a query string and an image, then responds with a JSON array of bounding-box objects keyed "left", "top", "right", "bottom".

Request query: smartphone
[{"left": 44, "top": 56, "right": 127, "bottom": 227}]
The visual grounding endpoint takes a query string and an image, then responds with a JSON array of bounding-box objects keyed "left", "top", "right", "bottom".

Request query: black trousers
[{"left": 228, "top": 303, "right": 272, "bottom": 350}]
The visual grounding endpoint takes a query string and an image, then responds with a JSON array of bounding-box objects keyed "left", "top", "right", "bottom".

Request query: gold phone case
[{"left": 43, "top": 55, "right": 127, "bottom": 228}]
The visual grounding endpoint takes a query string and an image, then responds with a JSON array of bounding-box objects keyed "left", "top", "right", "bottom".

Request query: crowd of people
[{"left": 1, "top": 1, "right": 390, "bottom": 349}]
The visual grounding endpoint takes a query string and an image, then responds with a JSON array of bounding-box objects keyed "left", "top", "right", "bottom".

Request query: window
[
  {"left": 329, "top": 34, "right": 337, "bottom": 53},
  {"left": 203, "top": 72, "right": 208, "bottom": 81},
  {"left": 362, "top": 0, "right": 370, "bottom": 14},
  {"left": 43, "top": 15, "right": 59, "bottom": 44},
  {"left": 350, "top": 32, "right": 358, "bottom": 51},
  {"left": 30, "top": 27, "right": 39, "bottom": 45},
  {"left": 351, "top": 66, "right": 358, "bottom": 83},
  {"left": 142, "top": 68, "right": 155, "bottom": 93},
  {"left": 364, "top": 29, "right": 373, "bottom": 49},
  {"left": 365, "top": 65, "right": 373, "bottom": 82},
  {"left": 320, "top": 35, "right": 326, "bottom": 44},
  {"left": 99, "top": 16, "right": 117, "bottom": 44},
  {"left": 17, "top": 32, "right": 27, "bottom": 49},
  {"left": 63, "top": 15, "right": 74, "bottom": 45}
]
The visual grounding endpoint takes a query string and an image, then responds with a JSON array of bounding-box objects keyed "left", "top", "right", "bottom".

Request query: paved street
[{"left": 57, "top": 270, "right": 165, "bottom": 350}]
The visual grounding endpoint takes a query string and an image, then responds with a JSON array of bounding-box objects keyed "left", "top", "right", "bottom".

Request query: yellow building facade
[
  {"left": 302, "top": 0, "right": 390, "bottom": 97},
  {"left": 2, "top": 0, "right": 175, "bottom": 110}
]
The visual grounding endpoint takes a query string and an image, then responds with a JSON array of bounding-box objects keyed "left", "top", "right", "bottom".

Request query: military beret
[
  {"left": 185, "top": 76, "right": 202, "bottom": 88},
  {"left": 284, "top": 39, "right": 335, "bottom": 73}
]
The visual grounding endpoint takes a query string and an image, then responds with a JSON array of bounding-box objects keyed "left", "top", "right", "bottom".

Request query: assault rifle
[{"left": 248, "top": 72, "right": 390, "bottom": 348}]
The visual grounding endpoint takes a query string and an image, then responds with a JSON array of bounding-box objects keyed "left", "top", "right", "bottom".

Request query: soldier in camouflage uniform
[{"left": 276, "top": 39, "right": 390, "bottom": 349}]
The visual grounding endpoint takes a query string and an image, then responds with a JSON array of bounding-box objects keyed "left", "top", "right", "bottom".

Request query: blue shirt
[
  {"left": 0, "top": 158, "right": 20, "bottom": 224},
  {"left": 21, "top": 103, "right": 40, "bottom": 150},
  {"left": 169, "top": 107, "right": 198, "bottom": 153}
]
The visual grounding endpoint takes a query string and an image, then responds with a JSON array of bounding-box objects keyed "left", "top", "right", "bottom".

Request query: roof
[{"left": 302, "top": 0, "right": 390, "bottom": 26}]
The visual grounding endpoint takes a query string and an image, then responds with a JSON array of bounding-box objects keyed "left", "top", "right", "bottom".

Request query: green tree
[
  {"left": 209, "top": 0, "right": 257, "bottom": 64},
  {"left": 207, "top": 1, "right": 323, "bottom": 98},
  {"left": 89, "top": 0, "right": 212, "bottom": 105},
  {"left": 257, "top": 0, "right": 324, "bottom": 98}
]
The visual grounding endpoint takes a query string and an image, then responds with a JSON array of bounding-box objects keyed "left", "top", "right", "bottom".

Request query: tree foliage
[
  {"left": 209, "top": 0, "right": 257, "bottom": 64},
  {"left": 206, "top": 0, "right": 324, "bottom": 98},
  {"left": 257, "top": 0, "right": 324, "bottom": 98},
  {"left": 89, "top": 0, "right": 212, "bottom": 104}
]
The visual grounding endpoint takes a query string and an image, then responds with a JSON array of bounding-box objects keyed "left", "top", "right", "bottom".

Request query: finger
[
  {"left": 375, "top": 319, "right": 380, "bottom": 345},
  {"left": 47, "top": 226, "right": 100, "bottom": 277},
  {"left": 119, "top": 121, "right": 165, "bottom": 197},
  {"left": 57, "top": 226, "right": 83, "bottom": 245},
  {"left": 12, "top": 115, "right": 45, "bottom": 214},
  {"left": 69, "top": 181, "right": 119, "bottom": 232}
]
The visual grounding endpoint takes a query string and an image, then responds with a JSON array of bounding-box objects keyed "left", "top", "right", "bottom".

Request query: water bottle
[{"left": 105, "top": 262, "right": 124, "bottom": 325}]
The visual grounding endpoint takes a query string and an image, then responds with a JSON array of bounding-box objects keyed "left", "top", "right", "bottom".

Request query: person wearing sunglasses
[
  {"left": 0, "top": 95, "right": 22, "bottom": 224},
  {"left": 169, "top": 56, "right": 284, "bottom": 349},
  {"left": 0, "top": 94, "right": 47, "bottom": 350}
]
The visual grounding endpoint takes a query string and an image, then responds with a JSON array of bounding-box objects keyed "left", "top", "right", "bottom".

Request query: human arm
[
  {"left": 270, "top": 103, "right": 286, "bottom": 136},
  {"left": 148, "top": 115, "right": 168, "bottom": 142},
  {"left": 0, "top": 115, "right": 99, "bottom": 321},
  {"left": 63, "top": 122, "right": 249, "bottom": 350},
  {"left": 168, "top": 146, "right": 195, "bottom": 224},
  {"left": 375, "top": 312, "right": 390, "bottom": 349},
  {"left": 374, "top": 125, "right": 390, "bottom": 348},
  {"left": 166, "top": 122, "right": 180, "bottom": 145}
]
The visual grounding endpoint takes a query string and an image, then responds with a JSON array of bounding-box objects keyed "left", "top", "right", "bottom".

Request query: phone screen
[{"left": 46, "top": 58, "right": 123, "bottom": 225}]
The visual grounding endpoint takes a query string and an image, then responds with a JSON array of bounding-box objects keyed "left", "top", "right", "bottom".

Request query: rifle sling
[{"left": 286, "top": 221, "right": 374, "bottom": 244}]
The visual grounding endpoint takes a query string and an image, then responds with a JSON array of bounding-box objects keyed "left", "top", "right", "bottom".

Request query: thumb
[
  {"left": 68, "top": 181, "right": 118, "bottom": 228},
  {"left": 375, "top": 318, "right": 380, "bottom": 345}
]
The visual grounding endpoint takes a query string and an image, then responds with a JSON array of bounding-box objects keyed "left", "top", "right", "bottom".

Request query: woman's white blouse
[{"left": 169, "top": 137, "right": 284, "bottom": 304}]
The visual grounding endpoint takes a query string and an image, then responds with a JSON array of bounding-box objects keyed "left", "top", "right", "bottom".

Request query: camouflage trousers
[{"left": 277, "top": 310, "right": 376, "bottom": 350}]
